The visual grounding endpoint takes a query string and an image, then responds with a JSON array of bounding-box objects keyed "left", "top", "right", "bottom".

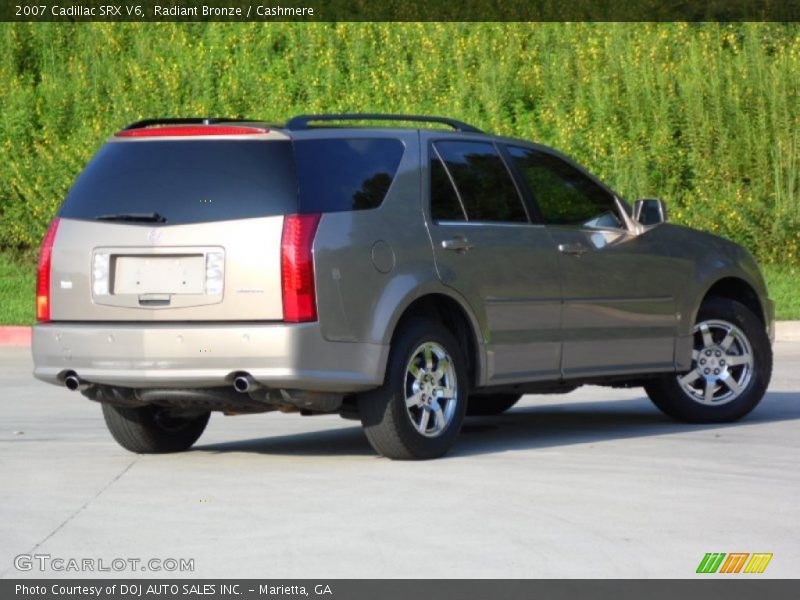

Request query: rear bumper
[{"left": 32, "top": 322, "right": 388, "bottom": 393}]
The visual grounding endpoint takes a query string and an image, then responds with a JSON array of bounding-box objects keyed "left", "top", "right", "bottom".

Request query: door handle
[
  {"left": 442, "top": 236, "right": 474, "bottom": 253},
  {"left": 557, "top": 242, "right": 589, "bottom": 257}
]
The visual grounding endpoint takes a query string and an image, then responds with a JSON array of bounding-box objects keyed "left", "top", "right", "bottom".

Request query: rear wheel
[
  {"left": 101, "top": 403, "right": 210, "bottom": 453},
  {"left": 645, "top": 297, "right": 771, "bottom": 423},
  {"left": 358, "top": 319, "right": 468, "bottom": 460},
  {"left": 466, "top": 393, "right": 522, "bottom": 416}
]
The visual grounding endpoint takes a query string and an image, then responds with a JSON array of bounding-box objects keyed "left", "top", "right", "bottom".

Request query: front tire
[
  {"left": 358, "top": 319, "right": 468, "bottom": 460},
  {"left": 645, "top": 297, "right": 771, "bottom": 423},
  {"left": 101, "top": 403, "right": 210, "bottom": 454}
]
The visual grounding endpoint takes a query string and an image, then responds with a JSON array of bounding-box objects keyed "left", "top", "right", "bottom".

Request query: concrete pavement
[{"left": 1, "top": 343, "right": 798, "bottom": 579}]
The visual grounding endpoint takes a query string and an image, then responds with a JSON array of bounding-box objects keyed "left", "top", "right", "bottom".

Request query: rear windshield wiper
[{"left": 96, "top": 212, "right": 166, "bottom": 223}]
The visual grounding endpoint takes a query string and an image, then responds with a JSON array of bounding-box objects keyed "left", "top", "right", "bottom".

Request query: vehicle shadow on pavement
[
  {"left": 451, "top": 390, "right": 800, "bottom": 458},
  {"left": 196, "top": 423, "right": 374, "bottom": 456},
  {"left": 194, "top": 391, "right": 800, "bottom": 458}
]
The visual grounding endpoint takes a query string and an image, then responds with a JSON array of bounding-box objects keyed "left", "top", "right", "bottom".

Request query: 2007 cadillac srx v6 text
[{"left": 31, "top": 114, "right": 774, "bottom": 459}]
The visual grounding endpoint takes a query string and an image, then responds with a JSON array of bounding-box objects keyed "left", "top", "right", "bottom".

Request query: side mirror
[{"left": 633, "top": 198, "right": 668, "bottom": 226}]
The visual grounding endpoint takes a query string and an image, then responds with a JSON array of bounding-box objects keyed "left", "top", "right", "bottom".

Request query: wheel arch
[
  {"left": 384, "top": 290, "right": 485, "bottom": 389},
  {"left": 695, "top": 276, "right": 766, "bottom": 326}
]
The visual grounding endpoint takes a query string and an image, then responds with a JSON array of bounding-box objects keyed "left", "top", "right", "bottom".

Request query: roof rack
[
  {"left": 285, "top": 113, "right": 483, "bottom": 133},
  {"left": 121, "top": 117, "right": 254, "bottom": 131}
]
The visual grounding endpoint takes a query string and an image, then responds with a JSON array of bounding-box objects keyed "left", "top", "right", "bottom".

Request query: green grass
[
  {"left": 762, "top": 264, "right": 800, "bottom": 320},
  {"left": 0, "top": 252, "right": 796, "bottom": 325},
  {"left": 0, "top": 23, "right": 799, "bottom": 265},
  {"left": 0, "top": 252, "right": 34, "bottom": 325}
]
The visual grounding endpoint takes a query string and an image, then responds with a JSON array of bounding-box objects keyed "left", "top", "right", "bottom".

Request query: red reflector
[
  {"left": 115, "top": 125, "right": 268, "bottom": 137},
  {"left": 281, "top": 214, "right": 321, "bottom": 323},
  {"left": 36, "top": 218, "right": 60, "bottom": 323}
]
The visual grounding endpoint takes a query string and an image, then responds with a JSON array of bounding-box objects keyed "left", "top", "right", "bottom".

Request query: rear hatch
[{"left": 50, "top": 127, "right": 296, "bottom": 321}]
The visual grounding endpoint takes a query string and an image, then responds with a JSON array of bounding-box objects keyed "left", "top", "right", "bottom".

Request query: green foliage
[
  {"left": 762, "top": 264, "right": 800, "bottom": 320},
  {"left": 0, "top": 22, "right": 799, "bottom": 264},
  {"left": 0, "top": 251, "right": 35, "bottom": 325}
]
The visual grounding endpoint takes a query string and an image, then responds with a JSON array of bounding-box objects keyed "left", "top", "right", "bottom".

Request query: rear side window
[
  {"left": 507, "top": 146, "right": 622, "bottom": 229},
  {"left": 430, "top": 154, "right": 466, "bottom": 221},
  {"left": 294, "top": 138, "right": 404, "bottom": 213},
  {"left": 433, "top": 141, "right": 527, "bottom": 223},
  {"left": 59, "top": 141, "right": 298, "bottom": 225}
]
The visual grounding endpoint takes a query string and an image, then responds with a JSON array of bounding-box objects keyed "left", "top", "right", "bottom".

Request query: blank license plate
[{"left": 113, "top": 255, "right": 205, "bottom": 295}]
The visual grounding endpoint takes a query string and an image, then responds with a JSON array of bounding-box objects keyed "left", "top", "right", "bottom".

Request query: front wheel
[
  {"left": 645, "top": 297, "right": 771, "bottom": 423},
  {"left": 102, "top": 403, "right": 210, "bottom": 454},
  {"left": 358, "top": 319, "right": 468, "bottom": 460}
]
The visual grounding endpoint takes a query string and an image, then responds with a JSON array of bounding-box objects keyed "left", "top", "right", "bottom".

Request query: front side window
[
  {"left": 507, "top": 146, "right": 622, "bottom": 229},
  {"left": 433, "top": 141, "right": 527, "bottom": 223}
]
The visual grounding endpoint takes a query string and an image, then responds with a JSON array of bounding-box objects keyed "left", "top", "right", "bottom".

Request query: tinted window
[
  {"left": 434, "top": 141, "right": 527, "bottom": 223},
  {"left": 59, "top": 141, "right": 297, "bottom": 224},
  {"left": 294, "top": 138, "right": 404, "bottom": 213},
  {"left": 508, "top": 146, "right": 622, "bottom": 228},
  {"left": 430, "top": 154, "right": 466, "bottom": 221}
]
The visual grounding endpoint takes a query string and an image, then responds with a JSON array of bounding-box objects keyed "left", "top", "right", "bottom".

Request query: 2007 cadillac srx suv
[{"left": 32, "top": 114, "right": 774, "bottom": 459}]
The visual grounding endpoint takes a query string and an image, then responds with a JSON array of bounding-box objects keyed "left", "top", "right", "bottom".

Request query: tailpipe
[
  {"left": 233, "top": 374, "right": 261, "bottom": 394},
  {"left": 64, "top": 373, "right": 89, "bottom": 392}
]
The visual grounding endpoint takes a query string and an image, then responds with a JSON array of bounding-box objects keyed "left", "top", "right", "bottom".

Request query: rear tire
[
  {"left": 358, "top": 319, "right": 468, "bottom": 460},
  {"left": 466, "top": 393, "right": 522, "bottom": 416},
  {"left": 645, "top": 297, "right": 771, "bottom": 423},
  {"left": 101, "top": 403, "right": 210, "bottom": 454}
]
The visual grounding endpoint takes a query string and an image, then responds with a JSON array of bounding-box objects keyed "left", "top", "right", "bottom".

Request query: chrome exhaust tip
[
  {"left": 64, "top": 374, "right": 86, "bottom": 392},
  {"left": 233, "top": 374, "right": 260, "bottom": 394}
]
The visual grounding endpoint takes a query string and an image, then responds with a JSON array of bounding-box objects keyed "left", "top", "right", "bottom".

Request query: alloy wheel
[
  {"left": 677, "top": 319, "right": 754, "bottom": 406},
  {"left": 404, "top": 342, "right": 458, "bottom": 437}
]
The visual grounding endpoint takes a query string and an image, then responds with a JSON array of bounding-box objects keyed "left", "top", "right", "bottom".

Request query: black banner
[
  {"left": 2, "top": 0, "right": 800, "bottom": 23},
  {"left": 5, "top": 580, "right": 800, "bottom": 600}
]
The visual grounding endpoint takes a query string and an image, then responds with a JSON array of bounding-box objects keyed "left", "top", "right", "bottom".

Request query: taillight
[
  {"left": 115, "top": 125, "right": 268, "bottom": 137},
  {"left": 36, "top": 218, "right": 60, "bottom": 322},
  {"left": 281, "top": 214, "right": 321, "bottom": 323}
]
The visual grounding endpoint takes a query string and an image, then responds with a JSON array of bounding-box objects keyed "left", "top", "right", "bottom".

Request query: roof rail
[
  {"left": 285, "top": 113, "right": 483, "bottom": 133},
  {"left": 121, "top": 117, "right": 254, "bottom": 131}
]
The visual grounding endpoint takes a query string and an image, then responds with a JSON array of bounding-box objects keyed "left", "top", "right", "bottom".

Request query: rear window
[
  {"left": 60, "top": 137, "right": 406, "bottom": 225},
  {"left": 293, "top": 138, "right": 404, "bottom": 213},
  {"left": 59, "top": 140, "right": 298, "bottom": 225}
]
